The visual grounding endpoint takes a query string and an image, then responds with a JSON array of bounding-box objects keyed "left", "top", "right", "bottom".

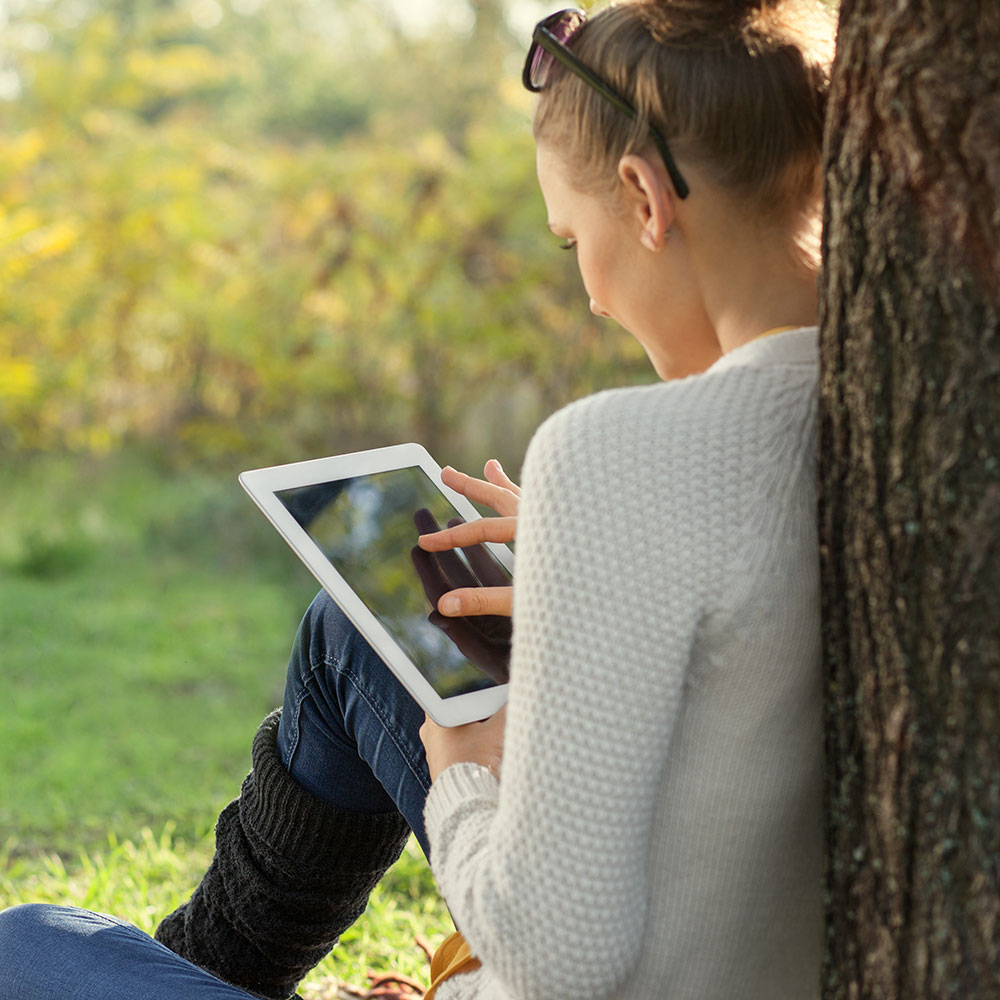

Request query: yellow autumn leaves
[{"left": 0, "top": 0, "right": 650, "bottom": 465}]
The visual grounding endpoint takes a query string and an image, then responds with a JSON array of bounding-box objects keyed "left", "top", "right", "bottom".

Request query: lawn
[{"left": 0, "top": 451, "right": 451, "bottom": 993}]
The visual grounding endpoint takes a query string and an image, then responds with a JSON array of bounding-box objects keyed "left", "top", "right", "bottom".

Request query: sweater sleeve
[{"left": 424, "top": 387, "right": 725, "bottom": 1000}]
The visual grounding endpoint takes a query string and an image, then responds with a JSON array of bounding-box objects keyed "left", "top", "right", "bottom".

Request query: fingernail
[{"left": 440, "top": 596, "right": 462, "bottom": 615}]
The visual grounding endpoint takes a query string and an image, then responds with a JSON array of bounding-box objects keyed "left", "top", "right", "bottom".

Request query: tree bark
[{"left": 819, "top": 1, "right": 1000, "bottom": 997}]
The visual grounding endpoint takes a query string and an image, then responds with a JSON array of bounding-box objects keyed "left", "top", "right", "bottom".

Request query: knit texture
[
  {"left": 155, "top": 710, "right": 410, "bottom": 1000},
  {"left": 425, "top": 328, "right": 824, "bottom": 1000}
]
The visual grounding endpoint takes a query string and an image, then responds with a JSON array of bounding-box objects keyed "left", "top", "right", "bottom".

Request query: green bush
[{"left": 0, "top": 0, "right": 653, "bottom": 469}]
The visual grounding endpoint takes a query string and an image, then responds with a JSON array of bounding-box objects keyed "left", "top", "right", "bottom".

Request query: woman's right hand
[{"left": 417, "top": 459, "right": 519, "bottom": 618}]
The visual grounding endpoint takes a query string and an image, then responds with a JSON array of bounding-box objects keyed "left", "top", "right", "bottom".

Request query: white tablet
[{"left": 239, "top": 443, "right": 513, "bottom": 726}]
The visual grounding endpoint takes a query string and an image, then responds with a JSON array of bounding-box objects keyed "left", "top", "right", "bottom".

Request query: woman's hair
[{"left": 533, "top": 0, "right": 835, "bottom": 221}]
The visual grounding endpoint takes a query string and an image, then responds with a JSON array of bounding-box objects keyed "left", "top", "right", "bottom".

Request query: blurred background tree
[
  {"left": 0, "top": 0, "right": 653, "bottom": 473},
  {"left": 0, "top": 0, "right": 658, "bottom": 887}
]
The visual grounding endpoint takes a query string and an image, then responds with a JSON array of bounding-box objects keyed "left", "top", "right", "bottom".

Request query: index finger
[{"left": 418, "top": 516, "right": 517, "bottom": 551}]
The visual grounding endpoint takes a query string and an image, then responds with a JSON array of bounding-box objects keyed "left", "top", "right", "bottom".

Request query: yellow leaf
[
  {"left": 303, "top": 289, "right": 349, "bottom": 325},
  {"left": 81, "top": 109, "right": 115, "bottom": 138},
  {"left": 127, "top": 45, "right": 230, "bottom": 96},
  {"left": 21, "top": 221, "right": 79, "bottom": 259},
  {"left": 0, "top": 360, "right": 39, "bottom": 399},
  {"left": 6, "top": 129, "right": 45, "bottom": 169},
  {"left": 0, "top": 208, "right": 43, "bottom": 244}
]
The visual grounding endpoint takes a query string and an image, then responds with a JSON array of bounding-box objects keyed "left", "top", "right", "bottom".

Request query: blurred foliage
[{"left": 0, "top": 0, "right": 652, "bottom": 471}]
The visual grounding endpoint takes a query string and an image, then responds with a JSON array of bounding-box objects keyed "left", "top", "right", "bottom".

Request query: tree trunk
[{"left": 819, "top": 1, "right": 1000, "bottom": 997}]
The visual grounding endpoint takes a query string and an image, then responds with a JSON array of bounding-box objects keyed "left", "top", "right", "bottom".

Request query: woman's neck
[
  {"left": 684, "top": 191, "right": 821, "bottom": 353},
  {"left": 711, "top": 269, "right": 819, "bottom": 353}
]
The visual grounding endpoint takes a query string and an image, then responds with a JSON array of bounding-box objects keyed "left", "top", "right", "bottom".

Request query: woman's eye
[{"left": 559, "top": 240, "right": 577, "bottom": 252}]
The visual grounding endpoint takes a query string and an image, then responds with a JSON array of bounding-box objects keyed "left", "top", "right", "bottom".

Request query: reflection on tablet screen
[{"left": 276, "top": 468, "right": 511, "bottom": 698}]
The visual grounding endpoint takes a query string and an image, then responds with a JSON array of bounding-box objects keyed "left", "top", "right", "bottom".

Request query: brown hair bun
[{"left": 638, "top": 0, "right": 779, "bottom": 45}]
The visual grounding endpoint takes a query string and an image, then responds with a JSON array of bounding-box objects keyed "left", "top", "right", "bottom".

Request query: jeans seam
[
  {"left": 322, "top": 652, "right": 431, "bottom": 797},
  {"left": 280, "top": 673, "right": 308, "bottom": 772}
]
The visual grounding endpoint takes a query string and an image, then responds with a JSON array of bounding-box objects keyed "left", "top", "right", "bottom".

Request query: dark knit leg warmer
[{"left": 154, "top": 710, "right": 411, "bottom": 1000}]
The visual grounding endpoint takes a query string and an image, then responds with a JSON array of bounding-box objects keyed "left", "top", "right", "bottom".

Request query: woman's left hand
[{"left": 420, "top": 706, "right": 507, "bottom": 783}]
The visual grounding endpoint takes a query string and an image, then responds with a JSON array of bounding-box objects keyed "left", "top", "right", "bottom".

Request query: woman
[{"left": 0, "top": 1, "right": 834, "bottom": 998}]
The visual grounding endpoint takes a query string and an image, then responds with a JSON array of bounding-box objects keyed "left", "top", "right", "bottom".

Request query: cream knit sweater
[{"left": 425, "top": 328, "right": 823, "bottom": 1000}]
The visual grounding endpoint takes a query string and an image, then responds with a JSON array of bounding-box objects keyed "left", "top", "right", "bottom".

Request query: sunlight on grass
[
  {"left": 0, "top": 825, "right": 210, "bottom": 936},
  {"left": 1, "top": 455, "right": 452, "bottom": 992},
  {"left": 0, "top": 828, "right": 451, "bottom": 993},
  {"left": 0, "top": 451, "right": 316, "bottom": 850}
]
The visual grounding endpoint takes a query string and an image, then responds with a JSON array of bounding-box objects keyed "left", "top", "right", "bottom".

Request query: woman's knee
[
  {"left": 0, "top": 904, "right": 257, "bottom": 999},
  {"left": 0, "top": 904, "right": 88, "bottom": 991},
  {"left": 0, "top": 902, "right": 58, "bottom": 950}
]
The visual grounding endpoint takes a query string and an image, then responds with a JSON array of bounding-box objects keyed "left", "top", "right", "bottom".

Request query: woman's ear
[{"left": 617, "top": 154, "right": 675, "bottom": 252}]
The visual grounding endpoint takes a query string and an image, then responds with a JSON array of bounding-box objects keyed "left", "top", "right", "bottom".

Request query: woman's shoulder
[
  {"left": 537, "top": 367, "right": 722, "bottom": 431},
  {"left": 521, "top": 377, "right": 728, "bottom": 512},
  {"left": 525, "top": 334, "right": 818, "bottom": 500},
  {"left": 536, "top": 356, "right": 812, "bottom": 452}
]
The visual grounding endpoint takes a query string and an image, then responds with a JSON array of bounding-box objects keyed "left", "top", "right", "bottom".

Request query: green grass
[
  {"left": 0, "top": 451, "right": 451, "bottom": 992},
  {"left": 0, "top": 827, "right": 450, "bottom": 993}
]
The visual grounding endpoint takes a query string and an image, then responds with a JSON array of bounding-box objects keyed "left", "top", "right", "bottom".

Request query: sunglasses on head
[{"left": 522, "top": 8, "right": 690, "bottom": 199}]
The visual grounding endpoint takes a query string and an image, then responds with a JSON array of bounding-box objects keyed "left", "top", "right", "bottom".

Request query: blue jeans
[
  {"left": 0, "top": 591, "right": 431, "bottom": 1000},
  {"left": 277, "top": 589, "right": 431, "bottom": 853},
  {"left": 0, "top": 906, "right": 260, "bottom": 1000}
]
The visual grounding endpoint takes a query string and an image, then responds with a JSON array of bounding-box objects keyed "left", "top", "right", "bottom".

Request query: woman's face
[{"left": 535, "top": 144, "right": 719, "bottom": 380}]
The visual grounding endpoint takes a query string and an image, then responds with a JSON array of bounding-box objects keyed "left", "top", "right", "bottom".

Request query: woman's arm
[{"left": 424, "top": 391, "right": 717, "bottom": 1000}]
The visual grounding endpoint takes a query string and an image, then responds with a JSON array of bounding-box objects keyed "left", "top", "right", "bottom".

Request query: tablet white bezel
[{"left": 239, "top": 443, "right": 512, "bottom": 727}]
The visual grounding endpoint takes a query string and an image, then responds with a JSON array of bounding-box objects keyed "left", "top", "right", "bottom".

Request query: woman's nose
[{"left": 589, "top": 299, "right": 610, "bottom": 317}]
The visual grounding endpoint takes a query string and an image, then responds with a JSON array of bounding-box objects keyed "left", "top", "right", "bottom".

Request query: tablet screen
[{"left": 276, "top": 467, "right": 511, "bottom": 698}]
